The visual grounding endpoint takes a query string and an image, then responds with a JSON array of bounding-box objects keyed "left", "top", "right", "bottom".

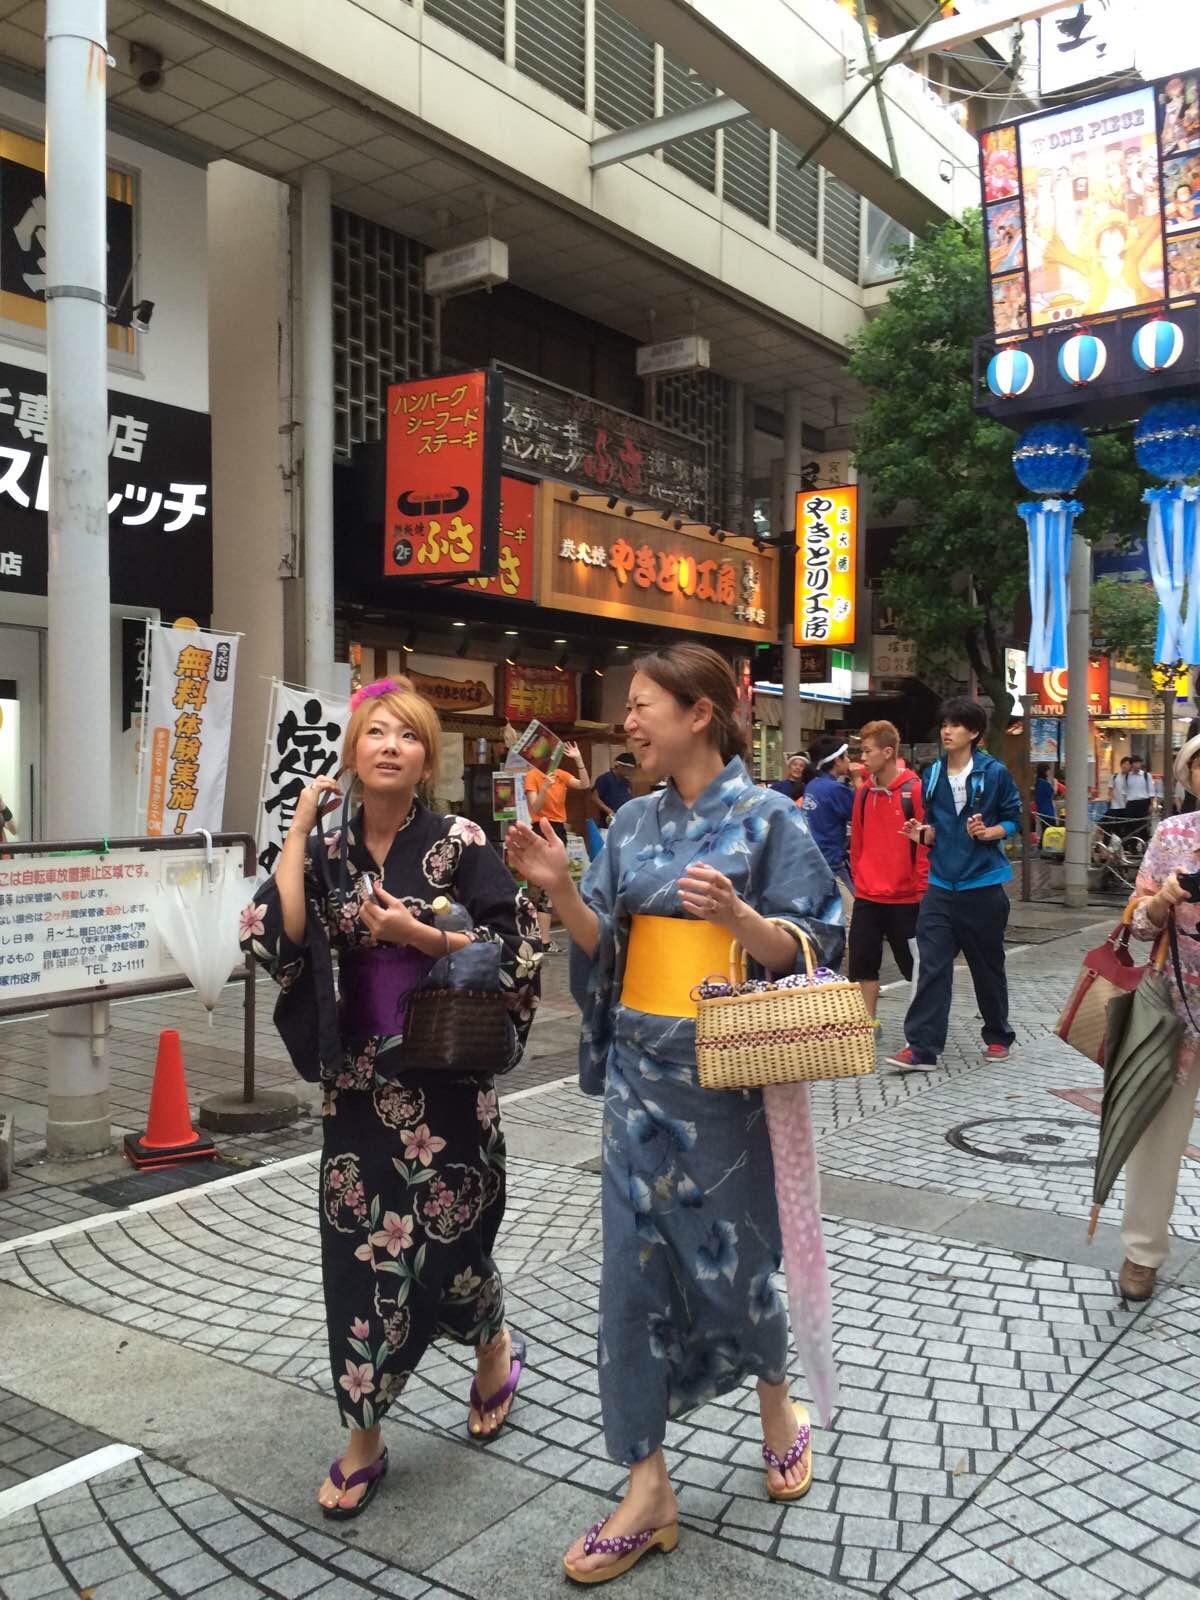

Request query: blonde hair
[
  {"left": 859, "top": 719, "right": 900, "bottom": 755},
  {"left": 342, "top": 678, "right": 442, "bottom": 788}
]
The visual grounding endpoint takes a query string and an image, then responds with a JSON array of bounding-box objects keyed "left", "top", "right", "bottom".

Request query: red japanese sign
[
  {"left": 383, "top": 369, "right": 503, "bottom": 580},
  {"left": 503, "top": 663, "right": 577, "bottom": 725},
  {"left": 1029, "top": 660, "right": 1111, "bottom": 718},
  {"left": 460, "top": 475, "right": 536, "bottom": 602}
]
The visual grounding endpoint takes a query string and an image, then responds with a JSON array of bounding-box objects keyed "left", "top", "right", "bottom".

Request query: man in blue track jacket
[{"left": 886, "top": 698, "right": 1022, "bottom": 1071}]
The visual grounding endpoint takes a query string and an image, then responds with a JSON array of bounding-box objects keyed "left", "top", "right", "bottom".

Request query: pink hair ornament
[{"left": 349, "top": 678, "right": 402, "bottom": 712}]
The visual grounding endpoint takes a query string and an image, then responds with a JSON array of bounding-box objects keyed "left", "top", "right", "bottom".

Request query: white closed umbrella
[{"left": 152, "top": 832, "right": 256, "bottom": 1019}]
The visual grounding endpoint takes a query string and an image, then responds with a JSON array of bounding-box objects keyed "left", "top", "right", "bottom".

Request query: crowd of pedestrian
[{"left": 240, "top": 660, "right": 1195, "bottom": 1584}]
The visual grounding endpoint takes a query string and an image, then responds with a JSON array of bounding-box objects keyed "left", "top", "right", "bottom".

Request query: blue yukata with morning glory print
[{"left": 569, "top": 757, "right": 843, "bottom": 1465}]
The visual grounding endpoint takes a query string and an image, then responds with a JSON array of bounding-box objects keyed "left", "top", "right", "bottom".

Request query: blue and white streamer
[
  {"left": 1019, "top": 498, "right": 1079, "bottom": 672},
  {"left": 1145, "top": 484, "right": 1200, "bottom": 664}
]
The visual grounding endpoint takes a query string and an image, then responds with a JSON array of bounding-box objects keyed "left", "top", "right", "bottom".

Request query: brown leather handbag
[{"left": 1055, "top": 897, "right": 1155, "bottom": 1064}]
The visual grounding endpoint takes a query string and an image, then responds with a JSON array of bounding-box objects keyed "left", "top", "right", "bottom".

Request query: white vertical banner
[
  {"left": 255, "top": 680, "right": 350, "bottom": 875},
  {"left": 142, "top": 624, "right": 240, "bottom": 836}
]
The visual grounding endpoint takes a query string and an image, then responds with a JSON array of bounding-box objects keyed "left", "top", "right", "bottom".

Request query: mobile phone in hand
[
  {"left": 360, "top": 872, "right": 385, "bottom": 906},
  {"left": 1177, "top": 870, "right": 1200, "bottom": 903}
]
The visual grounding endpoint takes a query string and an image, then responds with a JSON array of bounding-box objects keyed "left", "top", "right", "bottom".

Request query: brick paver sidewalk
[{"left": 1, "top": 922, "right": 1198, "bottom": 1599}]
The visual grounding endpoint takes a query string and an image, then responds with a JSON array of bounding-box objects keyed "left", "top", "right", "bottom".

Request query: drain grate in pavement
[{"left": 77, "top": 1158, "right": 254, "bottom": 1209}]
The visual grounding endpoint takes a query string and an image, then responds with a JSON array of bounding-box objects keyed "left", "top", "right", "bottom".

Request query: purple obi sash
[{"left": 338, "top": 947, "right": 434, "bottom": 1036}]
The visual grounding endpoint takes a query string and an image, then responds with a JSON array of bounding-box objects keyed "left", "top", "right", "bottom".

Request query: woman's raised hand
[
  {"left": 291, "top": 774, "right": 343, "bottom": 835},
  {"left": 507, "top": 819, "right": 570, "bottom": 891},
  {"left": 358, "top": 885, "right": 421, "bottom": 947}
]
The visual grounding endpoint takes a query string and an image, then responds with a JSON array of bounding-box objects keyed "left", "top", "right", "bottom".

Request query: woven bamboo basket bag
[{"left": 695, "top": 919, "right": 876, "bottom": 1090}]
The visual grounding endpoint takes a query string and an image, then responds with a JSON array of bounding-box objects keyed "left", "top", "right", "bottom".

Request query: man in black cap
[
  {"left": 594, "top": 751, "right": 637, "bottom": 827},
  {"left": 770, "top": 751, "right": 808, "bottom": 802}
]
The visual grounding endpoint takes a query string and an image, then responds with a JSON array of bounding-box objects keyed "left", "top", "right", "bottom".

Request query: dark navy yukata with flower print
[
  {"left": 242, "top": 801, "right": 540, "bottom": 1430},
  {"left": 570, "top": 758, "right": 842, "bottom": 1465}
]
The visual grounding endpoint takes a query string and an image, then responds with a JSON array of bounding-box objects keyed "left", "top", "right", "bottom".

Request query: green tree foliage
[
  {"left": 847, "top": 212, "right": 1143, "bottom": 742},
  {"left": 1090, "top": 578, "right": 1158, "bottom": 678}
]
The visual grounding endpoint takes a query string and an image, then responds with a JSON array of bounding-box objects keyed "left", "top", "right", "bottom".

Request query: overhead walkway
[{"left": 607, "top": 0, "right": 982, "bottom": 231}]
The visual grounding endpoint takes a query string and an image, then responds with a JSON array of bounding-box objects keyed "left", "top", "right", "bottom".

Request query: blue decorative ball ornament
[
  {"left": 1058, "top": 333, "right": 1107, "bottom": 386},
  {"left": 987, "top": 348, "right": 1035, "bottom": 398},
  {"left": 1012, "top": 421, "right": 1091, "bottom": 496},
  {"left": 1132, "top": 319, "right": 1185, "bottom": 373},
  {"left": 1134, "top": 400, "right": 1200, "bottom": 482}
]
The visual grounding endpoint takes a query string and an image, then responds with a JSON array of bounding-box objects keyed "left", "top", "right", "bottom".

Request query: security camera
[
  {"left": 132, "top": 299, "right": 154, "bottom": 333},
  {"left": 129, "top": 42, "right": 165, "bottom": 92},
  {"left": 939, "top": 159, "right": 953, "bottom": 184}
]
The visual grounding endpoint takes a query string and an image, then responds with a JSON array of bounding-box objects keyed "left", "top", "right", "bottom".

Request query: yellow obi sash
[{"left": 621, "top": 914, "right": 731, "bottom": 1018}]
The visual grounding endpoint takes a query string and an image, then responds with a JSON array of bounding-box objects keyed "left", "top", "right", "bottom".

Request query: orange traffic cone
[{"left": 123, "top": 1029, "right": 217, "bottom": 1171}]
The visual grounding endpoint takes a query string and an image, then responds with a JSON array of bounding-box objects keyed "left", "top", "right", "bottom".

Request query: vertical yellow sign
[{"left": 794, "top": 485, "right": 857, "bottom": 648}]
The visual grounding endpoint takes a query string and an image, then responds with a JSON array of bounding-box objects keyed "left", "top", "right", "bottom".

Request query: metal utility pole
[
  {"left": 1160, "top": 687, "right": 1176, "bottom": 818},
  {"left": 1019, "top": 690, "right": 1036, "bottom": 903},
  {"left": 1063, "top": 534, "right": 1091, "bottom": 910},
  {"left": 301, "top": 166, "right": 335, "bottom": 694},
  {"left": 44, "top": 0, "right": 112, "bottom": 1156},
  {"left": 781, "top": 390, "right": 805, "bottom": 756}
]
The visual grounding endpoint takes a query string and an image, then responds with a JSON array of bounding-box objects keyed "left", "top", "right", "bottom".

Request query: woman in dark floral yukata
[{"left": 241, "top": 677, "right": 540, "bottom": 1520}]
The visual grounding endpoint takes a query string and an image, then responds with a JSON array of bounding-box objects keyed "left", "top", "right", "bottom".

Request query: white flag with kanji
[{"left": 141, "top": 623, "right": 239, "bottom": 836}]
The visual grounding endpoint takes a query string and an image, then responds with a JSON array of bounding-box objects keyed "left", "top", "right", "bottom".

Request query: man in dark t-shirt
[
  {"left": 770, "top": 751, "right": 808, "bottom": 802},
  {"left": 595, "top": 752, "right": 636, "bottom": 826}
]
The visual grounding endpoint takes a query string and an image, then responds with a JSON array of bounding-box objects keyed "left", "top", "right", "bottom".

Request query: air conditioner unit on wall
[{"left": 424, "top": 237, "right": 509, "bottom": 297}]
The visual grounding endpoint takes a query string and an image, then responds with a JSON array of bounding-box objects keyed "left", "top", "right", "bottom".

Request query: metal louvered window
[
  {"left": 651, "top": 370, "right": 735, "bottom": 527},
  {"left": 516, "top": 0, "right": 586, "bottom": 109},
  {"left": 594, "top": 0, "right": 655, "bottom": 129},
  {"left": 823, "top": 172, "right": 863, "bottom": 282},
  {"left": 774, "top": 135, "right": 820, "bottom": 258},
  {"left": 332, "top": 209, "right": 440, "bottom": 459},
  {"left": 722, "top": 117, "right": 771, "bottom": 227},
  {"left": 424, "top": 0, "right": 505, "bottom": 58},
  {"left": 661, "top": 52, "right": 717, "bottom": 192}
]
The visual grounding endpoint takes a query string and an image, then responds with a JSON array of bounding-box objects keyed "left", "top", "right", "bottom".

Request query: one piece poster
[
  {"left": 991, "top": 273, "right": 1029, "bottom": 335},
  {"left": 1018, "top": 85, "right": 1164, "bottom": 327},
  {"left": 1167, "top": 229, "right": 1200, "bottom": 298},
  {"left": 1158, "top": 72, "right": 1200, "bottom": 160},
  {"left": 981, "top": 125, "right": 1019, "bottom": 202},
  {"left": 987, "top": 199, "right": 1025, "bottom": 274}
]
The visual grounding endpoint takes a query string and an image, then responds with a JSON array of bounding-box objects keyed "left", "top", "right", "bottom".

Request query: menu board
[{"left": 981, "top": 71, "right": 1200, "bottom": 336}]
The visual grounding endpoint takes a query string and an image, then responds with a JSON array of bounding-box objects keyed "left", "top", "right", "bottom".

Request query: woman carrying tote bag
[
  {"left": 242, "top": 679, "right": 541, "bottom": 1518},
  {"left": 507, "top": 643, "right": 843, "bottom": 1585}
]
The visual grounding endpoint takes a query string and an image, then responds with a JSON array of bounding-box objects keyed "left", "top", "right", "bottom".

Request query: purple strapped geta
[
  {"left": 338, "top": 946, "right": 433, "bottom": 1036},
  {"left": 762, "top": 1420, "right": 811, "bottom": 1475},
  {"left": 582, "top": 1520, "right": 658, "bottom": 1558}
]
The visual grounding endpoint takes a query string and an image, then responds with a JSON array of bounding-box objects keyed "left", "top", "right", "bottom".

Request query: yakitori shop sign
[{"left": 539, "top": 486, "right": 776, "bottom": 644}]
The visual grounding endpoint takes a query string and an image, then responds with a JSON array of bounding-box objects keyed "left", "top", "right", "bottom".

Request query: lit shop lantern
[
  {"left": 1135, "top": 399, "right": 1200, "bottom": 665},
  {"left": 986, "top": 347, "right": 1034, "bottom": 398},
  {"left": 1057, "top": 333, "right": 1107, "bottom": 387},
  {"left": 1132, "top": 318, "right": 1185, "bottom": 373},
  {"left": 1013, "top": 421, "right": 1091, "bottom": 673}
]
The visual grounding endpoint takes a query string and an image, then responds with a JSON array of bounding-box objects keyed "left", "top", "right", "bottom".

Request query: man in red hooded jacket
[{"left": 849, "top": 720, "right": 929, "bottom": 1021}]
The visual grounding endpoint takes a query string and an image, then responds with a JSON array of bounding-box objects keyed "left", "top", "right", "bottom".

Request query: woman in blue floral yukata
[
  {"left": 508, "top": 643, "right": 843, "bottom": 1584},
  {"left": 242, "top": 679, "right": 540, "bottom": 1521}
]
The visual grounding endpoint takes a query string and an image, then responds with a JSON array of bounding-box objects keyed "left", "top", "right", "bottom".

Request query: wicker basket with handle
[{"left": 695, "top": 919, "right": 876, "bottom": 1090}]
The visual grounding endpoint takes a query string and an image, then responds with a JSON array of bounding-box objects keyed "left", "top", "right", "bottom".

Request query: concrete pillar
[
  {"left": 301, "top": 167, "right": 336, "bottom": 695},
  {"left": 743, "top": 391, "right": 758, "bottom": 533},
  {"left": 44, "top": 0, "right": 112, "bottom": 1157},
  {"left": 1063, "top": 534, "right": 1091, "bottom": 910},
  {"left": 209, "top": 161, "right": 295, "bottom": 835},
  {"left": 781, "top": 390, "right": 805, "bottom": 754}
]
